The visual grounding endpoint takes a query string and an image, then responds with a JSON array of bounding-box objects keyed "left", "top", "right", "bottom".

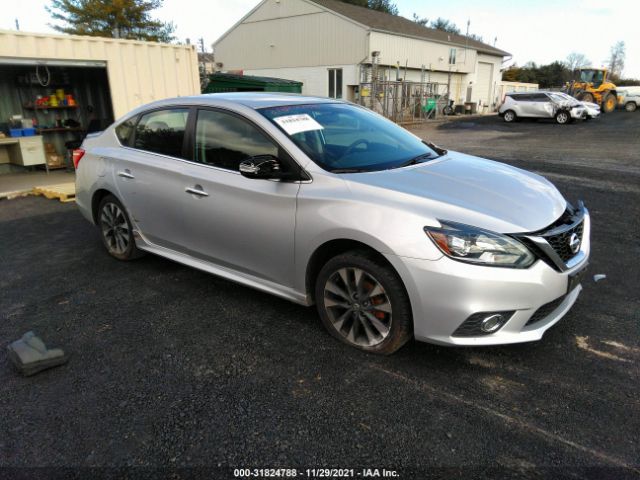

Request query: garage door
[{"left": 476, "top": 62, "right": 494, "bottom": 106}]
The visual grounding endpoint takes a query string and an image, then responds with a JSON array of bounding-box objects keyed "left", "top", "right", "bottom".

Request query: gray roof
[
  {"left": 128, "top": 93, "right": 341, "bottom": 113},
  {"left": 311, "top": 0, "right": 510, "bottom": 57}
]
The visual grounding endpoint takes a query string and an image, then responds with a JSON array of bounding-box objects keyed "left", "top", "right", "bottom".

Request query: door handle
[
  {"left": 185, "top": 186, "right": 209, "bottom": 197},
  {"left": 117, "top": 170, "right": 135, "bottom": 179}
]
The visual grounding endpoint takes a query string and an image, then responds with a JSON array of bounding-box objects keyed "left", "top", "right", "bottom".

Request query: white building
[{"left": 213, "top": 0, "right": 510, "bottom": 112}]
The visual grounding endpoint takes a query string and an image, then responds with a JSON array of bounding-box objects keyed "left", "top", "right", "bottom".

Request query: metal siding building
[
  {"left": 0, "top": 30, "right": 200, "bottom": 119},
  {"left": 214, "top": 0, "right": 510, "bottom": 112}
]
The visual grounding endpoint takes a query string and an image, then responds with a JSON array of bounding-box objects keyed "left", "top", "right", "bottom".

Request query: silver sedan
[{"left": 75, "top": 93, "right": 590, "bottom": 354}]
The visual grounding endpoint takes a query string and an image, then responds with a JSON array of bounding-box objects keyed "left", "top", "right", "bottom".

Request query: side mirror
[{"left": 239, "top": 155, "right": 283, "bottom": 179}]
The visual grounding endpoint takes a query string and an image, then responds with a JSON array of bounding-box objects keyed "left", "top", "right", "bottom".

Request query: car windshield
[
  {"left": 258, "top": 103, "right": 439, "bottom": 172},
  {"left": 550, "top": 93, "right": 572, "bottom": 103}
]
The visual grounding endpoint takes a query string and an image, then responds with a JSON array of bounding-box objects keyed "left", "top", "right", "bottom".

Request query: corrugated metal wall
[{"left": 0, "top": 30, "right": 200, "bottom": 118}]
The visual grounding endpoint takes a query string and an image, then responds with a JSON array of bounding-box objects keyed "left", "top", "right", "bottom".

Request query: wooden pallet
[{"left": 32, "top": 182, "right": 76, "bottom": 203}]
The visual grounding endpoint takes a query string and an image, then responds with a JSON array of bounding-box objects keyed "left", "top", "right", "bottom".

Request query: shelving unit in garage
[{"left": 15, "top": 73, "right": 84, "bottom": 170}]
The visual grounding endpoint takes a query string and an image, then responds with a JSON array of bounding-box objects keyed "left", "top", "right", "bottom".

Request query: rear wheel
[
  {"left": 315, "top": 251, "right": 412, "bottom": 355},
  {"left": 555, "top": 110, "right": 570, "bottom": 124},
  {"left": 602, "top": 93, "right": 617, "bottom": 113},
  {"left": 625, "top": 102, "right": 637, "bottom": 112},
  {"left": 503, "top": 110, "right": 517, "bottom": 123},
  {"left": 98, "top": 195, "right": 143, "bottom": 261}
]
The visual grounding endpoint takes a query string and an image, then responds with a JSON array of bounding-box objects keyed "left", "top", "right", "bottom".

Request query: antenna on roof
[
  {"left": 466, "top": 19, "right": 470, "bottom": 36},
  {"left": 494, "top": 36, "right": 497, "bottom": 46}
]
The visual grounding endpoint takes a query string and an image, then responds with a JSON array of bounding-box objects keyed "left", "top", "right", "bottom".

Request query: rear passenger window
[
  {"left": 134, "top": 109, "right": 189, "bottom": 158},
  {"left": 115, "top": 117, "right": 136, "bottom": 145},
  {"left": 531, "top": 94, "right": 548, "bottom": 102},
  {"left": 194, "top": 109, "right": 278, "bottom": 171}
]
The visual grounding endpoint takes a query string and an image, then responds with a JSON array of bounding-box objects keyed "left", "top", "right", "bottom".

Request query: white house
[{"left": 213, "top": 0, "right": 510, "bottom": 111}]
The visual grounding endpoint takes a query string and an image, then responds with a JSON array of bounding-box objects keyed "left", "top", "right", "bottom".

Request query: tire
[
  {"left": 315, "top": 250, "right": 412, "bottom": 355},
  {"left": 602, "top": 93, "right": 616, "bottom": 113},
  {"left": 625, "top": 102, "right": 637, "bottom": 112},
  {"left": 577, "top": 92, "right": 595, "bottom": 104},
  {"left": 503, "top": 110, "right": 517, "bottom": 123},
  {"left": 443, "top": 105, "right": 454, "bottom": 116},
  {"left": 555, "top": 110, "right": 570, "bottom": 124},
  {"left": 97, "top": 194, "right": 144, "bottom": 261}
]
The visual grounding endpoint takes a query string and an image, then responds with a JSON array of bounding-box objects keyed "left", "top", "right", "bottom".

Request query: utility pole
[{"left": 15, "top": 18, "right": 20, "bottom": 31}]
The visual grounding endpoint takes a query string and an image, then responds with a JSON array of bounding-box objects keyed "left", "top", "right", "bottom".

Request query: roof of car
[{"left": 138, "top": 92, "right": 343, "bottom": 111}]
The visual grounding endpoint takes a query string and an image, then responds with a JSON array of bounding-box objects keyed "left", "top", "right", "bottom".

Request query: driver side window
[{"left": 195, "top": 109, "right": 278, "bottom": 171}]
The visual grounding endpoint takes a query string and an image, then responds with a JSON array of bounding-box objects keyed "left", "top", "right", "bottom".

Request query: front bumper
[
  {"left": 570, "top": 108, "right": 587, "bottom": 119},
  {"left": 386, "top": 210, "right": 591, "bottom": 346}
]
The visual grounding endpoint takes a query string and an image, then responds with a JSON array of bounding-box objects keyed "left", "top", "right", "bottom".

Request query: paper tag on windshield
[{"left": 274, "top": 114, "right": 324, "bottom": 135}]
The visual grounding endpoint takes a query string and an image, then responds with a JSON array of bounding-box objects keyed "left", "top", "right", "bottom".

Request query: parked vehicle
[
  {"left": 617, "top": 87, "right": 640, "bottom": 112},
  {"left": 499, "top": 92, "right": 586, "bottom": 124},
  {"left": 75, "top": 93, "right": 590, "bottom": 354},
  {"left": 554, "top": 92, "right": 600, "bottom": 119}
]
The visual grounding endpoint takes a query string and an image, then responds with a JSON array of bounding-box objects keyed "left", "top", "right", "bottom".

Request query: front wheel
[
  {"left": 503, "top": 110, "right": 517, "bottom": 123},
  {"left": 315, "top": 251, "right": 412, "bottom": 355},
  {"left": 602, "top": 93, "right": 617, "bottom": 113},
  {"left": 555, "top": 110, "right": 570, "bottom": 124},
  {"left": 97, "top": 195, "right": 144, "bottom": 260}
]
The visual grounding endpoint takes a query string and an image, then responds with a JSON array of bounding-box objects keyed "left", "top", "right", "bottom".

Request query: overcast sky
[{"left": 4, "top": 0, "right": 639, "bottom": 78}]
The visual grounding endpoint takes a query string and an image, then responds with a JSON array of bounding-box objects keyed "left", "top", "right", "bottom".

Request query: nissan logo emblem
[{"left": 569, "top": 233, "right": 581, "bottom": 254}]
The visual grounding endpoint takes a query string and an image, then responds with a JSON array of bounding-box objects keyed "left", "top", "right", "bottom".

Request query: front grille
[
  {"left": 515, "top": 205, "right": 586, "bottom": 270},
  {"left": 545, "top": 221, "right": 584, "bottom": 262},
  {"left": 525, "top": 295, "right": 566, "bottom": 327}
]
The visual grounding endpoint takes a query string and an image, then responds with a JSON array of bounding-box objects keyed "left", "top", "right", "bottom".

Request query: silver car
[
  {"left": 75, "top": 94, "right": 590, "bottom": 354},
  {"left": 499, "top": 91, "right": 587, "bottom": 124}
]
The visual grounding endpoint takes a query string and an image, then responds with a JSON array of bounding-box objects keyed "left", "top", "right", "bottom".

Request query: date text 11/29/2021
[{"left": 233, "top": 468, "right": 399, "bottom": 478}]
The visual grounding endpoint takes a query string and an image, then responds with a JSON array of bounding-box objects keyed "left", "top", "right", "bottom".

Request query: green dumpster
[{"left": 203, "top": 72, "right": 303, "bottom": 94}]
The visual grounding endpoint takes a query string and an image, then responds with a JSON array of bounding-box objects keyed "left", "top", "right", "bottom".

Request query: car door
[
  {"left": 530, "top": 93, "right": 554, "bottom": 117},
  {"left": 179, "top": 108, "right": 300, "bottom": 288},
  {"left": 113, "top": 107, "right": 192, "bottom": 250}
]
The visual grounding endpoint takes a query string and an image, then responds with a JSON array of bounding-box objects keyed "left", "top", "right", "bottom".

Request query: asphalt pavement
[{"left": 1, "top": 111, "right": 638, "bottom": 479}]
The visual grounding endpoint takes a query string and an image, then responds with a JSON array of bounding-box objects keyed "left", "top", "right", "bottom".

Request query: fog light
[{"left": 481, "top": 314, "right": 505, "bottom": 333}]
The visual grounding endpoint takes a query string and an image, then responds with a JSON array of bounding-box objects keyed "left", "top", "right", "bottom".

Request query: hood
[{"left": 343, "top": 151, "right": 567, "bottom": 233}]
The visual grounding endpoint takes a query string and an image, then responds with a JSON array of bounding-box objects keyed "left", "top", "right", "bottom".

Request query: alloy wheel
[
  {"left": 100, "top": 202, "right": 131, "bottom": 255},
  {"left": 323, "top": 267, "right": 392, "bottom": 347}
]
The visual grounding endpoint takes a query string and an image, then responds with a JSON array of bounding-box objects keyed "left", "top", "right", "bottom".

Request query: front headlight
[{"left": 424, "top": 221, "right": 535, "bottom": 268}]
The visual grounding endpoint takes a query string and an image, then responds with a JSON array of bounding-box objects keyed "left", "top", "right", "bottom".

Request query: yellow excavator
[{"left": 565, "top": 68, "right": 618, "bottom": 113}]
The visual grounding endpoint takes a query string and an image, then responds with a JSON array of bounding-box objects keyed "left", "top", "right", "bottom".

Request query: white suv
[{"left": 499, "top": 92, "right": 586, "bottom": 124}]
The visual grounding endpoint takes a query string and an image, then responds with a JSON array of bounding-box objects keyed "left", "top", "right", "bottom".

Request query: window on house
[
  {"left": 328, "top": 68, "right": 343, "bottom": 99},
  {"left": 449, "top": 48, "right": 457, "bottom": 65}
]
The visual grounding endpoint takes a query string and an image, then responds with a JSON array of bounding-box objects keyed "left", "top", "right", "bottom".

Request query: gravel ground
[{"left": 1, "top": 111, "right": 638, "bottom": 479}]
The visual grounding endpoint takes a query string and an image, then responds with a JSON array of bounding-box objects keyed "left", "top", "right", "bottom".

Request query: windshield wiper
[{"left": 396, "top": 152, "right": 438, "bottom": 169}]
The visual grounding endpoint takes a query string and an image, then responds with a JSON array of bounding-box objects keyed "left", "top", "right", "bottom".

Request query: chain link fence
[{"left": 357, "top": 80, "right": 451, "bottom": 124}]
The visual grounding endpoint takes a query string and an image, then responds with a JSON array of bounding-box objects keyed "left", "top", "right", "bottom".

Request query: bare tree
[
  {"left": 606, "top": 41, "right": 626, "bottom": 78},
  {"left": 565, "top": 52, "right": 591, "bottom": 71}
]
